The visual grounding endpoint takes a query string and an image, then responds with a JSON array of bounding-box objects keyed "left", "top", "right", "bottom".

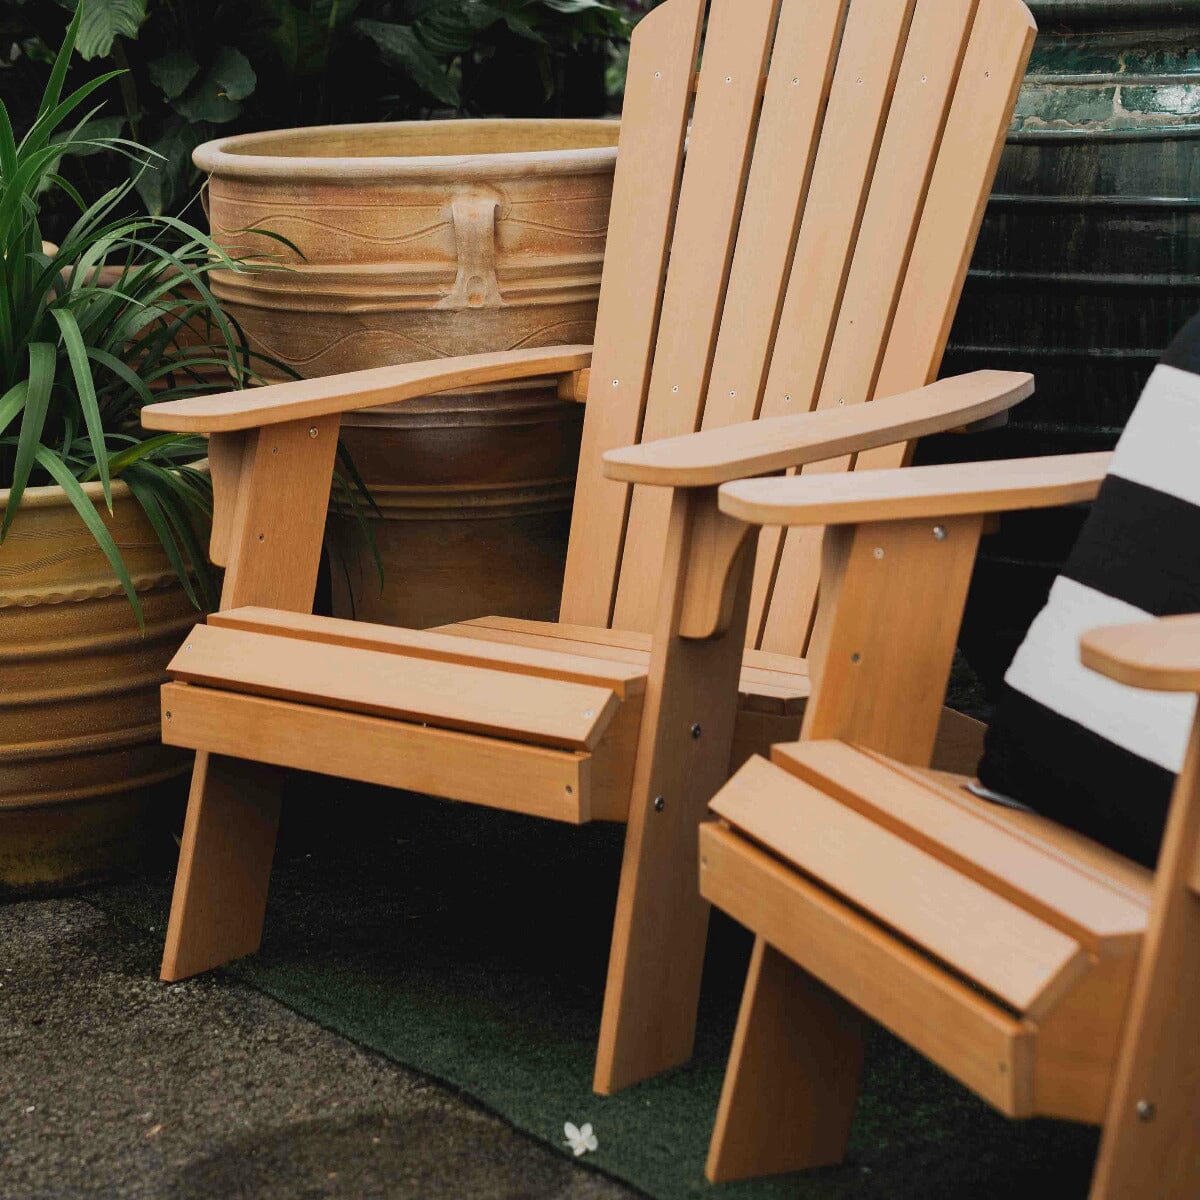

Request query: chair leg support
[
  {"left": 593, "top": 488, "right": 756, "bottom": 1094},
  {"left": 707, "top": 937, "right": 866, "bottom": 1183},
  {"left": 160, "top": 752, "right": 285, "bottom": 982}
]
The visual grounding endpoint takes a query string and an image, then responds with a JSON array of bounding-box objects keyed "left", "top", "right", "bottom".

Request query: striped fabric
[{"left": 977, "top": 315, "right": 1200, "bottom": 866}]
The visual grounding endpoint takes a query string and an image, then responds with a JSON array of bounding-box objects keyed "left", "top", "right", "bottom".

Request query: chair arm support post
[
  {"left": 217, "top": 415, "right": 340, "bottom": 613},
  {"left": 801, "top": 514, "right": 985, "bottom": 767}
]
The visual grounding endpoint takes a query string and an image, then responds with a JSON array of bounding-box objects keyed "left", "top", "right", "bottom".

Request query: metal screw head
[
  {"left": 653, "top": 795, "right": 665, "bottom": 812},
  {"left": 1136, "top": 1100, "right": 1156, "bottom": 1122},
  {"left": 690, "top": 723, "right": 702, "bottom": 739},
  {"left": 850, "top": 652, "right": 862, "bottom": 664},
  {"left": 583, "top": 709, "right": 594, "bottom": 719},
  {"left": 565, "top": 785, "right": 574, "bottom": 796},
  {"left": 165, "top": 711, "right": 172, "bottom": 721},
  {"left": 271, "top": 446, "right": 279, "bottom": 455},
  {"left": 308, "top": 427, "right": 319, "bottom": 439},
  {"left": 257, "top": 533, "right": 265, "bottom": 542},
  {"left": 873, "top": 547, "right": 884, "bottom": 560},
  {"left": 933, "top": 525, "right": 948, "bottom": 541}
]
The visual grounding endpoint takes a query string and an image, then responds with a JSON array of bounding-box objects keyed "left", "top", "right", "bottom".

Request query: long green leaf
[
  {"left": 51, "top": 306, "right": 111, "bottom": 510},
  {"left": 2, "top": 343, "right": 55, "bottom": 540},
  {"left": 34, "top": 445, "right": 142, "bottom": 627}
]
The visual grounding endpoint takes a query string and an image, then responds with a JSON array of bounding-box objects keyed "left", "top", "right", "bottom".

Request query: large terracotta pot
[
  {"left": 0, "top": 479, "right": 202, "bottom": 892},
  {"left": 194, "top": 119, "right": 618, "bottom": 627}
]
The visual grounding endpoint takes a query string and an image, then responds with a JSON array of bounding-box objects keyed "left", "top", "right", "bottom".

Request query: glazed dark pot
[{"left": 933, "top": 0, "right": 1200, "bottom": 698}]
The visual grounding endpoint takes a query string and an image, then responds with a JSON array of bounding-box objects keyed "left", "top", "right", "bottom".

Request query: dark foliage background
[{"left": 2, "top": 1, "right": 646, "bottom": 238}]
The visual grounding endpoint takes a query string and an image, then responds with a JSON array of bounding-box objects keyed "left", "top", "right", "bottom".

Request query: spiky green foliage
[{"left": 0, "top": 5, "right": 281, "bottom": 624}]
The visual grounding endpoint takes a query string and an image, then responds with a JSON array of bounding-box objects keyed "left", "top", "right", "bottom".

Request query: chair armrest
[
  {"left": 142, "top": 345, "right": 593, "bottom": 433},
  {"left": 600, "top": 370, "right": 1033, "bottom": 487},
  {"left": 718, "top": 451, "right": 1112, "bottom": 527},
  {"left": 1081, "top": 617, "right": 1200, "bottom": 694}
]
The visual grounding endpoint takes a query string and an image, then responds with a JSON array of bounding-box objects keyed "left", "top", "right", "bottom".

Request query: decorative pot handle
[{"left": 439, "top": 194, "right": 503, "bottom": 310}]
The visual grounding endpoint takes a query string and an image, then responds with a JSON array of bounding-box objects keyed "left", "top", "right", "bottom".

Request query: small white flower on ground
[{"left": 563, "top": 1121, "right": 598, "bottom": 1157}]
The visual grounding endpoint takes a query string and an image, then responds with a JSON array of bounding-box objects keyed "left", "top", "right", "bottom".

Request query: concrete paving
[{"left": 0, "top": 899, "right": 639, "bottom": 1200}]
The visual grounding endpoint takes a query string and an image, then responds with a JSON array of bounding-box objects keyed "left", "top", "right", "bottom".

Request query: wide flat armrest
[
  {"left": 1081, "top": 616, "right": 1200, "bottom": 693},
  {"left": 719, "top": 451, "right": 1112, "bottom": 527},
  {"left": 601, "top": 370, "right": 1033, "bottom": 486},
  {"left": 142, "top": 345, "right": 593, "bottom": 433}
]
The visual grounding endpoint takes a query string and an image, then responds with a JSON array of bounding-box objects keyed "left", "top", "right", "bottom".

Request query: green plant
[
  {"left": 0, "top": 5, "right": 273, "bottom": 623},
  {"left": 1, "top": 1, "right": 632, "bottom": 223}
]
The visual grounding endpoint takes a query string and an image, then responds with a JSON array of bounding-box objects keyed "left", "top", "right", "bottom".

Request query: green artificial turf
[{"left": 90, "top": 774, "right": 1100, "bottom": 1199}]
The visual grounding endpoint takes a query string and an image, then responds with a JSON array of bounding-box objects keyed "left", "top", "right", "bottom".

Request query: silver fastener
[
  {"left": 933, "top": 525, "right": 948, "bottom": 541},
  {"left": 851, "top": 653, "right": 862, "bottom": 664},
  {"left": 653, "top": 795, "right": 665, "bottom": 812},
  {"left": 1136, "top": 1100, "right": 1156, "bottom": 1122},
  {"left": 308, "top": 427, "right": 318, "bottom": 439},
  {"left": 873, "top": 547, "right": 884, "bottom": 560},
  {"left": 690, "top": 723, "right": 702, "bottom": 739}
]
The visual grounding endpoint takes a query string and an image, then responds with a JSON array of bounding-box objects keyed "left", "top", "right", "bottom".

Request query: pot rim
[
  {"left": 1, "top": 459, "right": 207, "bottom": 510},
  {"left": 194, "top": 118, "right": 620, "bottom": 183}
]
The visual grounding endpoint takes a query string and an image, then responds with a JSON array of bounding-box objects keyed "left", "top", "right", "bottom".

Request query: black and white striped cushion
[{"left": 976, "top": 314, "right": 1200, "bottom": 866}]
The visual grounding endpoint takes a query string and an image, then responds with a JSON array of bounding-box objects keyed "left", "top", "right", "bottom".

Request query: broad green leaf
[
  {"left": 356, "top": 19, "right": 460, "bottom": 106},
  {"left": 133, "top": 120, "right": 207, "bottom": 215},
  {"left": 63, "top": 0, "right": 147, "bottom": 62},
  {"left": 175, "top": 47, "right": 257, "bottom": 123},
  {"left": 148, "top": 51, "right": 200, "bottom": 101}
]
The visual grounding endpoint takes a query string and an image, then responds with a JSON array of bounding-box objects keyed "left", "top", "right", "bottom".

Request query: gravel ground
[{"left": 0, "top": 899, "right": 639, "bottom": 1200}]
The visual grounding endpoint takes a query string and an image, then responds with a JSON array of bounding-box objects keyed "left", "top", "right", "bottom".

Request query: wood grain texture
[
  {"left": 560, "top": 0, "right": 705, "bottom": 626},
  {"left": 160, "top": 683, "right": 594, "bottom": 824},
  {"left": 720, "top": 452, "right": 1111, "bottom": 528},
  {"left": 1089, "top": 713, "right": 1200, "bottom": 1199},
  {"left": 711, "top": 757, "right": 1088, "bottom": 1016},
  {"left": 602, "top": 370, "right": 1032, "bottom": 486},
  {"left": 169, "top": 624, "right": 620, "bottom": 752},
  {"left": 706, "top": 937, "right": 866, "bottom": 1182},
  {"left": 160, "top": 752, "right": 282, "bottom": 982},
  {"left": 594, "top": 487, "right": 757, "bottom": 1093},
  {"left": 611, "top": 0, "right": 785, "bottom": 631},
  {"left": 1081, "top": 615, "right": 1200, "bottom": 694},
  {"left": 210, "top": 607, "right": 646, "bottom": 699},
  {"left": 699, "top": 821, "right": 1033, "bottom": 1116},
  {"left": 800, "top": 516, "right": 984, "bottom": 768},
  {"left": 142, "top": 346, "right": 592, "bottom": 432},
  {"left": 771, "top": 741, "right": 1148, "bottom": 955}
]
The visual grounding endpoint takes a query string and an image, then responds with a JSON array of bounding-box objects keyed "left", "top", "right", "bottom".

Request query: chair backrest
[{"left": 560, "top": 0, "right": 1036, "bottom": 655}]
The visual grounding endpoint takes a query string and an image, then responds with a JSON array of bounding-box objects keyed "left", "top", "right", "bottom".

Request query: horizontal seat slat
[
  {"left": 161, "top": 683, "right": 593, "bottom": 823},
  {"left": 772, "top": 741, "right": 1149, "bottom": 954},
  {"left": 699, "top": 821, "right": 1034, "bottom": 1116},
  {"left": 210, "top": 608, "right": 646, "bottom": 699},
  {"left": 710, "top": 757, "right": 1089, "bottom": 1017},
  {"left": 437, "top": 616, "right": 810, "bottom": 715},
  {"left": 169, "top": 624, "right": 620, "bottom": 751}
]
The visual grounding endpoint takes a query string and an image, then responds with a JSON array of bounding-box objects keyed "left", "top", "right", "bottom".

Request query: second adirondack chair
[
  {"left": 143, "top": 0, "right": 1037, "bottom": 1093},
  {"left": 689, "top": 449, "right": 1199, "bottom": 1194}
]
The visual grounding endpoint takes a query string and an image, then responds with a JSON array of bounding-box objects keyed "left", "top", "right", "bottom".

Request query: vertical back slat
[
  {"left": 610, "top": 0, "right": 785, "bottom": 632},
  {"left": 699, "top": 0, "right": 849, "bottom": 433},
  {"left": 755, "top": 0, "right": 983, "bottom": 653},
  {"left": 559, "top": 0, "right": 705, "bottom": 627},
  {"left": 759, "top": 0, "right": 1035, "bottom": 654},
  {"left": 742, "top": 0, "right": 921, "bottom": 644}
]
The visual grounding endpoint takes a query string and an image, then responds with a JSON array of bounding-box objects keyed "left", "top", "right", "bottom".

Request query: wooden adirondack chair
[
  {"left": 142, "top": 0, "right": 1037, "bottom": 1094},
  {"left": 686, "top": 454, "right": 1199, "bottom": 1195}
]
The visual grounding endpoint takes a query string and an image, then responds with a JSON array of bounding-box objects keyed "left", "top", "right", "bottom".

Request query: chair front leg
[
  {"left": 160, "top": 416, "right": 339, "bottom": 982},
  {"left": 594, "top": 487, "right": 756, "bottom": 1094}
]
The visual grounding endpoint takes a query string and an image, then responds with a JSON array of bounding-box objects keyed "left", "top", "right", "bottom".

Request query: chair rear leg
[
  {"left": 707, "top": 937, "right": 866, "bottom": 1183},
  {"left": 160, "top": 752, "right": 285, "bottom": 982}
]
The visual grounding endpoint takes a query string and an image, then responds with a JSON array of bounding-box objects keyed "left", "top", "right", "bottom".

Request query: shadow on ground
[{"left": 75, "top": 773, "right": 1102, "bottom": 1200}]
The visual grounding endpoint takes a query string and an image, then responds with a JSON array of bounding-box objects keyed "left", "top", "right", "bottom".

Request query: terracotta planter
[
  {"left": 194, "top": 119, "right": 618, "bottom": 626},
  {"left": 0, "top": 478, "right": 203, "bottom": 892}
]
